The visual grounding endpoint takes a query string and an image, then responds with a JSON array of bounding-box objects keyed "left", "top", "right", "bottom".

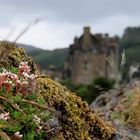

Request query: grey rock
[{"left": 90, "top": 80, "right": 140, "bottom": 140}]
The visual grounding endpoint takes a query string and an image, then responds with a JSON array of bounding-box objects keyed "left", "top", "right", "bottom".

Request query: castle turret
[{"left": 82, "top": 27, "right": 91, "bottom": 49}]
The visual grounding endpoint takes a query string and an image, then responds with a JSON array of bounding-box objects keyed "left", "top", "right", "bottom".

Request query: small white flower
[
  {"left": 33, "top": 115, "right": 41, "bottom": 125},
  {"left": 14, "top": 131, "right": 23, "bottom": 138},
  {"left": 19, "top": 61, "right": 31, "bottom": 73},
  {"left": 21, "top": 81, "right": 28, "bottom": 86},
  {"left": 4, "top": 80, "right": 12, "bottom": 84},
  {"left": 39, "top": 126, "right": 42, "bottom": 130},
  {"left": 29, "top": 74, "right": 37, "bottom": 80},
  {"left": 20, "top": 61, "right": 28, "bottom": 66},
  {"left": 16, "top": 80, "right": 21, "bottom": 84},
  {"left": 14, "top": 131, "right": 20, "bottom": 136},
  {"left": 2, "top": 68, "right": 7, "bottom": 73},
  {"left": 22, "top": 72, "right": 30, "bottom": 79},
  {"left": 10, "top": 74, "right": 18, "bottom": 80},
  {"left": 0, "top": 112, "right": 10, "bottom": 120}
]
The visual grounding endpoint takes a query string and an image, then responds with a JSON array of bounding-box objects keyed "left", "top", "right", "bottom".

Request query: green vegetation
[
  {"left": 0, "top": 40, "right": 115, "bottom": 140},
  {"left": 20, "top": 44, "right": 68, "bottom": 70},
  {"left": 60, "top": 77, "right": 115, "bottom": 104},
  {"left": 120, "top": 26, "right": 140, "bottom": 81},
  {"left": 112, "top": 86, "right": 140, "bottom": 130},
  {"left": 37, "top": 76, "right": 115, "bottom": 140},
  {"left": 120, "top": 27, "right": 140, "bottom": 50},
  {"left": 0, "top": 62, "right": 52, "bottom": 140}
]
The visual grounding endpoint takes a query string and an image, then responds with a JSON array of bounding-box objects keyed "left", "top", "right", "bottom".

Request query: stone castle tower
[{"left": 64, "top": 27, "right": 119, "bottom": 85}]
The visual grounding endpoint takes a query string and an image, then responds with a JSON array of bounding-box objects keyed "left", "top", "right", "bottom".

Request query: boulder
[{"left": 90, "top": 81, "right": 140, "bottom": 140}]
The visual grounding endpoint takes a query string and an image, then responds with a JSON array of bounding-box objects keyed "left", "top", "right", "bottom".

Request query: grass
[
  {"left": 0, "top": 63, "right": 54, "bottom": 140},
  {"left": 112, "top": 86, "right": 140, "bottom": 130}
]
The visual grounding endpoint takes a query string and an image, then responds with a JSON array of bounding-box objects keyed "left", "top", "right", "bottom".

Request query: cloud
[
  {"left": 0, "top": 0, "right": 140, "bottom": 49},
  {"left": 1, "top": 0, "right": 140, "bottom": 24},
  {"left": 0, "top": 14, "right": 138, "bottom": 50},
  {"left": 12, "top": 21, "right": 82, "bottom": 50}
]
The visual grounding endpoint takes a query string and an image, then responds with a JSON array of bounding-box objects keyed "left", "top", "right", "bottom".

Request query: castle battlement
[{"left": 65, "top": 27, "right": 119, "bottom": 85}]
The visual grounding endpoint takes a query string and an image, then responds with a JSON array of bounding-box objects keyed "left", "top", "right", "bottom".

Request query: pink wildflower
[
  {"left": 0, "top": 112, "right": 10, "bottom": 120},
  {"left": 20, "top": 88, "right": 27, "bottom": 95},
  {"left": 8, "top": 73, "right": 18, "bottom": 80},
  {"left": 15, "top": 80, "right": 21, "bottom": 93},
  {"left": 19, "top": 61, "right": 30, "bottom": 75},
  {"left": 16, "top": 80, "right": 30, "bottom": 95},
  {"left": 0, "top": 61, "right": 37, "bottom": 94},
  {"left": 4, "top": 80, "right": 12, "bottom": 93}
]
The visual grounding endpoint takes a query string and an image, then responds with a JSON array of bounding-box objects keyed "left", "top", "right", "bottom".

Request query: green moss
[
  {"left": 0, "top": 41, "right": 115, "bottom": 139},
  {"left": 0, "top": 41, "right": 39, "bottom": 75},
  {"left": 36, "top": 77, "right": 115, "bottom": 139}
]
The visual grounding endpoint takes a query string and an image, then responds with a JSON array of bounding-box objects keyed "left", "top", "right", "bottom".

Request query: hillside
[
  {"left": 17, "top": 43, "right": 43, "bottom": 53},
  {"left": 120, "top": 26, "right": 140, "bottom": 49},
  {"left": 120, "top": 26, "right": 140, "bottom": 66},
  {"left": 18, "top": 43, "right": 68, "bottom": 71},
  {"left": 90, "top": 81, "right": 140, "bottom": 140},
  {"left": 120, "top": 26, "right": 140, "bottom": 81}
]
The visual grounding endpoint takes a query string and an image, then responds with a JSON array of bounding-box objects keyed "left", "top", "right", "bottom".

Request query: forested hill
[
  {"left": 120, "top": 26, "right": 140, "bottom": 49},
  {"left": 120, "top": 26, "right": 140, "bottom": 66},
  {"left": 18, "top": 43, "right": 43, "bottom": 53},
  {"left": 18, "top": 43, "right": 68, "bottom": 70},
  {"left": 119, "top": 26, "right": 140, "bottom": 81}
]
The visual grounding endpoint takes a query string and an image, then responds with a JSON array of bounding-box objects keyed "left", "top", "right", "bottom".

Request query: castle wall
[
  {"left": 66, "top": 27, "right": 119, "bottom": 85},
  {"left": 106, "top": 49, "right": 119, "bottom": 81},
  {"left": 69, "top": 51, "right": 107, "bottom": 85}
]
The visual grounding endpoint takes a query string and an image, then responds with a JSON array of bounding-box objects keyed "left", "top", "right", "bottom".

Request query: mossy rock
[
  {"left": 36, "top": 77, "right": 115, "bottom": 139},
  {"left": 0, "top": 41, "right": 39, "bottom": 75},
  {"left": 0, "top": 41, "right": 115, "bottom": 139}
]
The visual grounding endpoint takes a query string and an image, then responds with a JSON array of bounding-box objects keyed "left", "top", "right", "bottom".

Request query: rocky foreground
[
  {"left": 0, "top": 41, "right": 116, "bottom": 140},
  {"left": 2, "top": 41, "right": 140, "bottom": 140},
  {"left": 90, "top": 81, "right": 140, "bottom": 140}
]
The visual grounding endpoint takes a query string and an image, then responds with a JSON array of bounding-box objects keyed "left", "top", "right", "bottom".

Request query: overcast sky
[{"left": 0, "top": 0, "right": 140, "bottom": 50}]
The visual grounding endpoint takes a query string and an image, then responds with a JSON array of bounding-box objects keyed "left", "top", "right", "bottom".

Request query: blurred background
[{"left": 1, "top": 0, "right": 140, "bottom": 104}]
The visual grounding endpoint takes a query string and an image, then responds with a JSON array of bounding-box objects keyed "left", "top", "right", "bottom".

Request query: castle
[{"left": 64, "top": 27, "right": 119, "bottom": 85}]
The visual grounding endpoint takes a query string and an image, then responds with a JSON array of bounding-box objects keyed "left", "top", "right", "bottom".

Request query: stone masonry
[{"left": 64, "top": 27, "right": 119, "bottom": 85}]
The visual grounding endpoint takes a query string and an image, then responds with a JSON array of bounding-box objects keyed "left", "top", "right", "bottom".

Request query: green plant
[
  {"left": 93, "top": 76, "right": 115, "bottom": 91},
  {"left": 87, "top": 77, "right": 115, "bottom": 103},
  {"left": 75, "top": 85, "right": 89, "bottom": 101},
  {"left": 60, "top": 77, "right": 115, "bottom": 104},
  {"left": 0, "top": 61, "right": 54, "bottom": 139},
  {"left": 112, "top": 87, "right": 140, "bottom": 130},
  {"left": 60, "top": 78, "right": 76, "bottom": 91}
]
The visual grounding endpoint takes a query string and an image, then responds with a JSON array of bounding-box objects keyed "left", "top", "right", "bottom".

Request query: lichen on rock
[
  {"left": 0, "top": 41, "right": 115, "bottom": 139},
  {"left": 90, "top": 81, "right": 140, "bottom": 140},
  {"left": 0, "top": 41, "right": 39, "bottom": 75},
  {"left": 36, "top": 77, "right": 115, "bottom": 139}
]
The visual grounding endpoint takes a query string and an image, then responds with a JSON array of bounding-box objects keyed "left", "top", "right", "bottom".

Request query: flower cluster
[
  {"left": 33, "top": 114, "right": 41, "bottom": 125},
  {"left": 0, "top": 112, "right": 10, "bottom": 120},
  {"left": 14, "top": 131, "right": 23, "bottom": 138},
  {"left": 33, "top": 114, "right": 43, "bottom": 132},
  {"left": 0, "top": 61, "right": 37, "bottom": 95}
]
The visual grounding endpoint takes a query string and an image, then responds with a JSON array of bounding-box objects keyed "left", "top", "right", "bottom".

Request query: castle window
[{"left": 84, "top": 60, "right": 88, "bottom": 70}]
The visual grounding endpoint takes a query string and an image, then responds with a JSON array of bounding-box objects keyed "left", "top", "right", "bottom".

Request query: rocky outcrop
[
  {"left": 0, "top": 41, "right": 115, "bottom": 139},
  {"left": 36, "top": 77, "right": 115, "bottom": 139},
  {"left": 0, "top": 41, "right": 39, "bottom": 75},
  {"left": 90, "top": 81, "right": 140, "bottom": 140}
]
